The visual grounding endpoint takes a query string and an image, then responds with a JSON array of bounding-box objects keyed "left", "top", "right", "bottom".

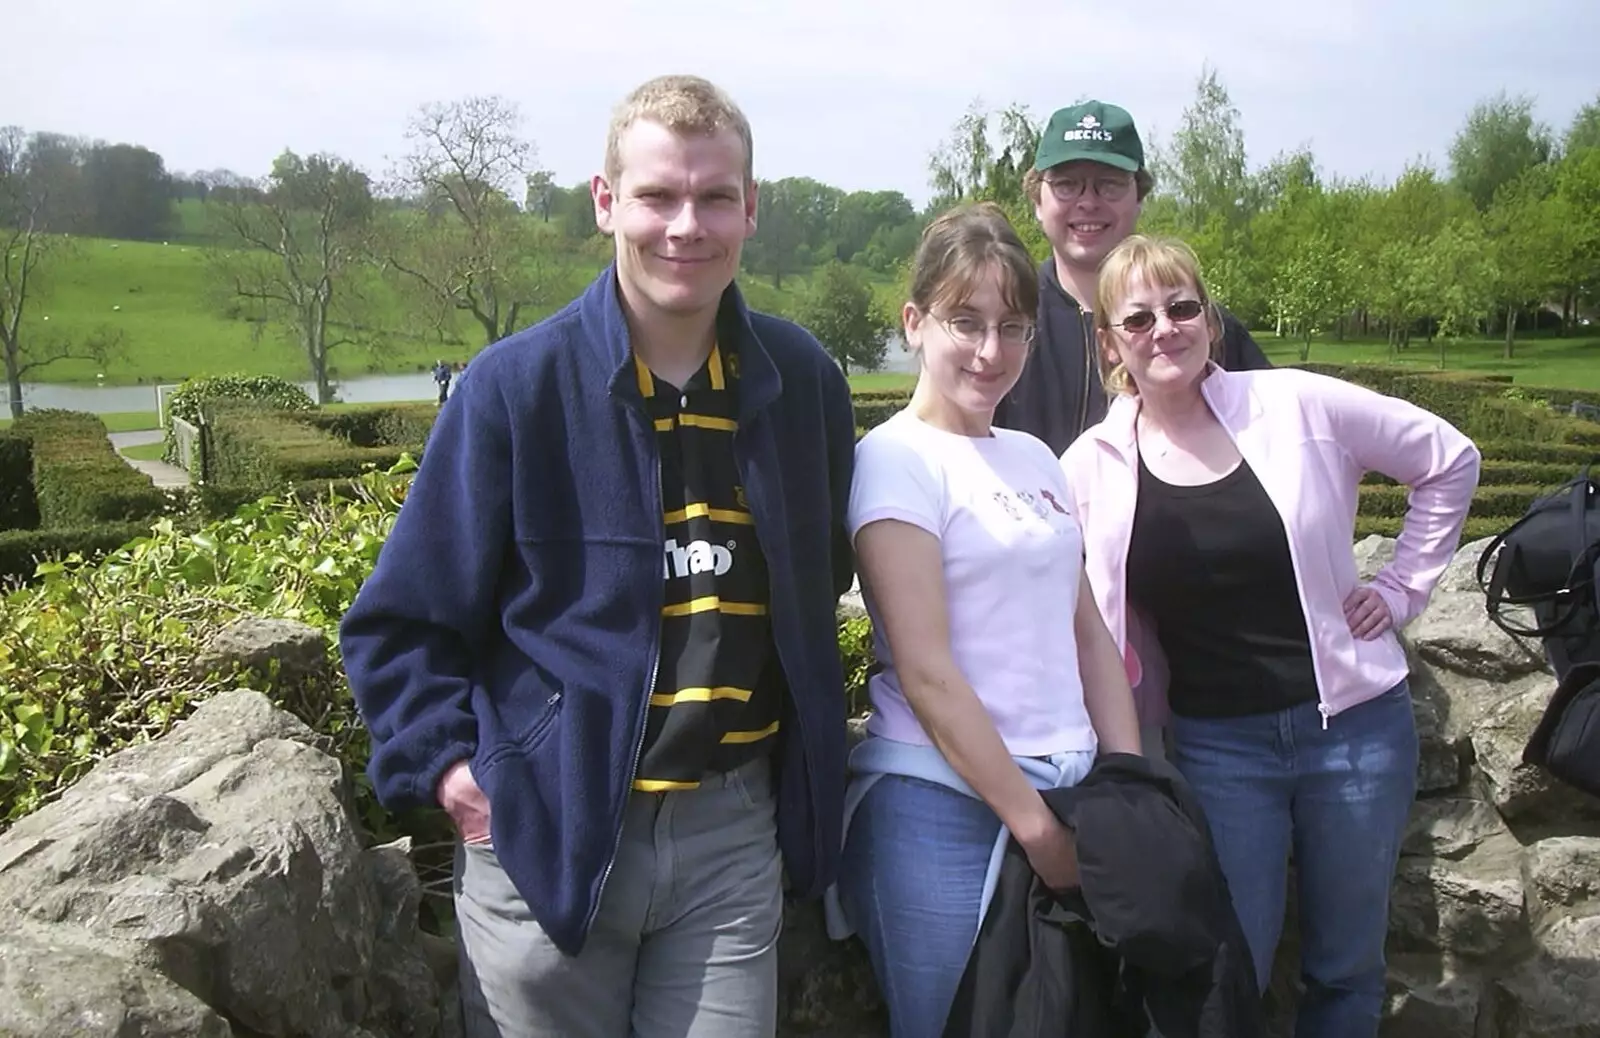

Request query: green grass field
[
  {"left": 13, "top": 230, "right": 1597, "bottom": 396},
  {"left": 117, "top": 441, "right": 168, "bottom": 461},
  {"left": 1257, "top": 334, "right": 1600, "bottom": 390}
]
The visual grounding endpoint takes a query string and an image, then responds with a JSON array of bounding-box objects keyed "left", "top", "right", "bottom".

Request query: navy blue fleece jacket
[{"left": 339, "top": 267, "right": 856, "bottom": 954}]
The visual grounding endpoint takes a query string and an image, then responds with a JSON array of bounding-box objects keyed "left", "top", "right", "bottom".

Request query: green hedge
[
  {"left": 165, "top": 374, "right": 316, "bottom": 467},
  {"left": 1358, "top": 483, "right": 1545, "bottom": 521},
  {"left": 0, "top": 433, "right": 38, "bottom": 532},
  {"left": 206, "top": 403, "right": 415, "bottom": 498},
  {"left": 303, "top": 403, "right": 438, "bottom": 449},
  {"left": 13, "top": 411, "right": 169, "bottom": 526},
  {"left": 0, "top": 522, "right": 153, "bottom": 588}
]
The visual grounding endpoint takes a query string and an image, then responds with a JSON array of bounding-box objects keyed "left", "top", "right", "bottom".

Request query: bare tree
[
  {"left": 208, "top": 150, "right": 375, "bottom": 405},
  {"left": 383, "top": 96, "right": 557, "bottom": 346},
  {"left": 0, "top": 127, "right": 118, "bottom": 419}
]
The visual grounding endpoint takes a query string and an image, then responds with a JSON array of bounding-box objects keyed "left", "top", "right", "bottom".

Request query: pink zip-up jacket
[{"left": 1061, "top": 365, "right": 1481, "bottom": 726}]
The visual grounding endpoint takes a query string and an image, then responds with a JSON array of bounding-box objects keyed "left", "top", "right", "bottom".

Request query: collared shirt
[{"left": 633, "top": 341, "right": 779, "bottom": 791}]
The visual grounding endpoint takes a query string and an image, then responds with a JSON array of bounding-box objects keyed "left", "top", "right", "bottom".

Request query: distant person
[
  {"left": 995, "top": 99, "right": 1273, "bottom": 758},
  {"left": 834, "top": 202, "right": 1141, "bottom": 1037},
  {"left": 340, "top": 74, "right": 856, "bottom": 1038},
  {"left": 1061, "top": 234, "right": 1480, "bottom": 1037},
  {"left": 432, "top": 359, "right": 452, "bottom": 404}
]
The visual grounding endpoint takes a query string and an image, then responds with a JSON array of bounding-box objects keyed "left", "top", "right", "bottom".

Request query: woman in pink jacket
[{"left": 1060, "top": 235, "right": 1479, "bottom": 1038}]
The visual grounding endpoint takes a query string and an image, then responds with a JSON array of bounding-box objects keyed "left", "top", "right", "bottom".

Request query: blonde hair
[
  {"left": 909, "top": 202, "right": 1039, "bottom": 319},
  {"left": 604, "top": 75, "right": 753, "bottom": 184},
  {"left": 1093, "top": 235, "right": 1223, "bottom": 395}
]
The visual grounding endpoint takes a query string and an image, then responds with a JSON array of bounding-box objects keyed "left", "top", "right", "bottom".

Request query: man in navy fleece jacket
[{"left": 339, "top": 75, "right": 856, "bottom": 1038}]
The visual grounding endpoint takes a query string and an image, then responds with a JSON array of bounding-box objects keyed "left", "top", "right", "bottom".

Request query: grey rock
[
  {"left": 1521, "top": 837, "right": 1600, "bottom": 921},
  {"left": 1355, "top": 534, "right": 1397, "bottom": 583},
  {"left": 0, "top": 689, "right": 442, "bottom": 1038},
  {"left": 1389, "top": 835, "right": 1528, "bottom": 961},
  {"left": 197, "top": 615, "right": 330, "bottom": 685},
  {"left": 1381, "top": 955, "right": 1490, "bottom": 1038},
  {"left": 1494, "top": 914, "right": 1600, "bottom": 1038},
  {"left": 1470, "top": 683, "right": 1600, "bottom": 823},
  {"left": 0, "top": 916, "right": 232, "bottom": 1038},
  {"left": 1402, "top": 797, "right": 1509, "bottom": 860}
]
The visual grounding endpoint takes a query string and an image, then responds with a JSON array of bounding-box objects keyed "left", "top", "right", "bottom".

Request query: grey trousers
[{"left": 453, "top": 757, "right": 783, "bottom": 1038}]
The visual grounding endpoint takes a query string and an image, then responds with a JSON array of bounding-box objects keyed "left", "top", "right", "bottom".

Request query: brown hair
[
  {"left": 1093, "top": 235, "right": 1223, "bottom": 395},
  {"left": 909, "top": 201, "right": 1039, "bottom": 320},
  {"left": 604, "top": 75, "right": 754, "bottom": 184},
  {"left": 1022, "top": 164, "right": 1155, "bottom": 206}
]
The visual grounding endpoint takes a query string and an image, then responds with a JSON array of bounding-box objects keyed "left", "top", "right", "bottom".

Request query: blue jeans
[
  {"left": 1171, "top": 682, "right": 1418, "bottom": 1038},
  {"left": 837, "top": 774, "right": 1000, "bottom": 1038}
]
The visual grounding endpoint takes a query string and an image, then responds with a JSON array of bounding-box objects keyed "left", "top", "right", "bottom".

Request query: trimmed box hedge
[
  {"left": 303, "top": 403, "right": 438, "bottom": 449},
  {"left": 0, "top": 432, "right": 39, "bottom": 532},
  {"left": 0, "top": 522, "right": 154, "bottom": 589},
  {"left": 12, "top": 410, "right": 168, "bottom": 526},
  {"left": 206, "top": 403, "right": 412, "bottom": 495}
]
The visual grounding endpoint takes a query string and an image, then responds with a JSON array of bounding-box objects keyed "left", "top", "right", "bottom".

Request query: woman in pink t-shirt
[
  {"left": 1060, "top": 235, "right": 1478, "bottom": 1037},
  {"left": 833, "top": 202, "right": 1141, "bottom": 1038}
]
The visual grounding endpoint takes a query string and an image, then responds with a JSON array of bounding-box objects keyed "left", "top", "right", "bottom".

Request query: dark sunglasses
[{"left": 1112, "top": 298, "right": 1206, "bottom": 334}]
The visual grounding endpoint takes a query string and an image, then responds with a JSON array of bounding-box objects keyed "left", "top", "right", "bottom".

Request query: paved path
[{"left": 107, "top": 430, "right": 190, "bottom": 488}]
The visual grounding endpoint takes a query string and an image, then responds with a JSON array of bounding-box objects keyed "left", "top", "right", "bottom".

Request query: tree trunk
[
  {"left": 1298, "top": 331, "right": 1311, "bottom": 364},
  {"left": 1564, "top": 288, "right": 1575, "bottom": 336},
  {"left": 1438, "top": 336, "right": 1447, "bottom": 370},
  {"left": 307, "top": 304, "right": 332, "bottom": 405},
  {"left": 1504, "top": 304, "right": 1517, "bottom": 360},
  {"left": 3, "top": 351, "right": 22, "bottom": 420},
  {"left": 1275, "top": 313, "right": 1284, "bottom": 338}
]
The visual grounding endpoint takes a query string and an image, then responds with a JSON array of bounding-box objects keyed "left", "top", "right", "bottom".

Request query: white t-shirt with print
[{"left": 847, "top": 410, "right": 1097, "bottom": 756}]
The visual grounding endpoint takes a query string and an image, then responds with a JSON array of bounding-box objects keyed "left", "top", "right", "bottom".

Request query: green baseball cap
[{"left": 1033, "top": 101, "right": 1144, "bottom": 173}]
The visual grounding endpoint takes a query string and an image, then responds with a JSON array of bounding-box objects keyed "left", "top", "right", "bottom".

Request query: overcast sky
[{"left": 5, "top": 0, "right": 1597, "bottom": 206}]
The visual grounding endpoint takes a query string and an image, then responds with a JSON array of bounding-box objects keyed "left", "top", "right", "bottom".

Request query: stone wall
[{"left": 2, "top": 538, "right": 1596, "bottom": 1036}]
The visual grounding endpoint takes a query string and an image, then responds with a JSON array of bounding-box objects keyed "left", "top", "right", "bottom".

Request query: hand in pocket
[{"left": 437, "top": 760, "right": 492, "bottom": 845}]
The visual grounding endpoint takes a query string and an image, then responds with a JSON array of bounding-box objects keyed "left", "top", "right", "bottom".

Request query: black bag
[
  {"left": 1476, "top": 470, "right": 1600, "bottom": 681},
  {"left": 1522, "top": 660, "right": 1600, "bottom": 799}
]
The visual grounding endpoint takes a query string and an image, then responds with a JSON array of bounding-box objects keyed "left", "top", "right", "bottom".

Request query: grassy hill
[
  {"left": 16, "top": 220, "right": 891, "bottom": 387},
  {"left": 14, "top": 217, "right": 1598, "bottom": 393}
]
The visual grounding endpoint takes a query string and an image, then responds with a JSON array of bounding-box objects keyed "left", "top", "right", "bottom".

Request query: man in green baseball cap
[{"left": 994, "top": 99, "right": 1269, "bottom": 457}]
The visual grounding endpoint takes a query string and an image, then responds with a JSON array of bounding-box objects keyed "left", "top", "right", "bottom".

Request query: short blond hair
[
  {"left": 1094, "top": 235, "right": 1223, "bottom": 396},
  {"left": 604, "top": 75, "right": 753, "bottom": 185}
]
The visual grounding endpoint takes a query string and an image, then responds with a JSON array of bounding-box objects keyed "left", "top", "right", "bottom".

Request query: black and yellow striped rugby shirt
[{"left": 633, "top": 341, "right": 780, "bottom": 791}]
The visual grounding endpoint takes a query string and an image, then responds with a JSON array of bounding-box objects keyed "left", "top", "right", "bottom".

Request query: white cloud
[{"left": 3, "top": 0, "right": 1595, "bottom": 205}]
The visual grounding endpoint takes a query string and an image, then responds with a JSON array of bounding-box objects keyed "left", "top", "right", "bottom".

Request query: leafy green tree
[
  {"left": 790, "top": 261, "right": 892, "bottom": 375},
  {"left": 1155, "top": 65, "right": 1251, "bottom": 234},
  {"left": 1418, "top": 216, "right": 1498, "bottom": 368},
  {"left": 1271, "top": 230, "right": 1356, "bottom": 362},
  {"left": 82, "top": 143, "right": 175, "bottom": 241},
  {"left": 1449, "top": 92, "right": 1554, "bottom": 211},
  {"left": 209, "top": 150, "right": 376, "bottom": 405},
  {"left": 0, "top": 127, "right": 119, "bottom": 419},
  {"left": 1554, "top": 147, "right": 1600, "bottom": 319},
  {"left": 1484, "top": 165, "right": 1565, "bottom": 356},
  {"left": 1563, "top": 94, "right": 1600, "bottom": 156}
]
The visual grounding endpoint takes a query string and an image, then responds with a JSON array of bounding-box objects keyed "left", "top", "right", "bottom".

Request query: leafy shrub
[
  {"left": 13, "top": 410, "right": 169, "bottom": 526},
  {"left": 839, "top": 615, "right": 876, "bottom": 717},
  {"left": 0, "top": 466, "right": 411, "bottom": 831},
  {"left": 0, "top": 433, "right": 38, "bottom": 532}
]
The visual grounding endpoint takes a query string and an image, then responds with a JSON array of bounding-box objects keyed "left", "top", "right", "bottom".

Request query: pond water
[{"left": 13, "top": 336, "right": 917, "bottom": 415}]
